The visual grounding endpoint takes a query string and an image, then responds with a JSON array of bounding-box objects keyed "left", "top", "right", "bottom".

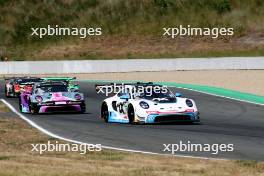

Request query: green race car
[{"left": 41, "top": 77, "right": 80, "bottom": 91}]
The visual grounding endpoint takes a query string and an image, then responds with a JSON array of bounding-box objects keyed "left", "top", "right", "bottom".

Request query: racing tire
[
  {"left": 12, "top": 85, "right": 18, "bottom": 97},
  {"left": 5, "top": 86, "right": 10, "bottom": 98},
  {"left": 29, "top": 101, "right": 38, "bottom": 114},
  {"left": 101, "top": 102, "right": 109, "bottom": 123},
  {"left": 18, "top": 97, "right": 22, "bottom": 112},
  {"left": 128, "top": 104, "right": 135, "bottom": 124},
  {"left": 4, "top": 86, "right": 7, "bottom": 97},
  {"left": 80, "top": 102, "right": 86, "bottom": 113}
]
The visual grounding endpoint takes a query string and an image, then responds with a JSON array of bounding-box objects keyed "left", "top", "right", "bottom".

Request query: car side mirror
[
  {"left": 120, "top": 94, "right": 129, "bottom": 100},
  {"left": 175, "top": 93, "right": 182, "bottom": 97}
]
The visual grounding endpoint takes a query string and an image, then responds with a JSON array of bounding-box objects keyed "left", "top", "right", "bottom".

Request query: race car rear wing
[
  {"left": 3, "top": 76, "right": 27, "bottom": 82},
  {"left": 4, "top": 76, "right": 40, "bottom": 80},
  {"left": 94, "top": 83, "right": 134, "bottom": 91},
  {"left": 94, "top": 82, "right": 154, "bottom": 90},
  {"left": 19, "top": 82, "right": 37, "bottom": 85},
  {"left": 3, "top": 76, "right": 20, "bottom": 80},
  {"left": 4, "top": 77, "right": 13, "bottom": 81},
  {"left": 42, "top": 77, "right": 77, "bottom": 82}
]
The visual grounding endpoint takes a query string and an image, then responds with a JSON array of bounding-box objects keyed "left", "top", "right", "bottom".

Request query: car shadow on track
[
  {"left": 28, "top": 112, "right": 92, "bottom": 116},
  {"left": 104, "top": 122, "right": 203, "bottom": 126},
  {"left": 140, "top": 122, "right": 202, "bottom": 126}
]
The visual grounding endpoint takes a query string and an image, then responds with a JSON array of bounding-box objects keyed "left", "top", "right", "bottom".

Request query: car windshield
[
  {"left": 37, "top": 85, "right": 68, "bottom": 93},
  {"left": 134, "top": 86, "right": 176, "bottom": 103}
]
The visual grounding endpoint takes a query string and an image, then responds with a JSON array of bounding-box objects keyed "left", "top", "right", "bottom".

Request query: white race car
[{"left": 100, "top": 82, "right": 200, "bottom": 124}]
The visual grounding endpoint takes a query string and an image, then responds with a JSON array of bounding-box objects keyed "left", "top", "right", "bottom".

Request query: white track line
[
  {"left": 170, "top": 86, "right": 264, "bottom": 106},
  {"left": 1, "top": 98, "right": 230, "bottom": 161}
]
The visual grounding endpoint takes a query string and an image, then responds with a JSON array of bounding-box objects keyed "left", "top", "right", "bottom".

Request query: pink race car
[{"left": 19, "top": 81, "right": 86, "bottom": 114}]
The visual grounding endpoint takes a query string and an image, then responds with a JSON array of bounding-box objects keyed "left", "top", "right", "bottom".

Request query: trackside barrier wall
[{"left": 0, "top": 57, "right": 264, "bottom": 74}]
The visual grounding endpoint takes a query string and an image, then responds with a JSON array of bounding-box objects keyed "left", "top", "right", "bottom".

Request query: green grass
[
  {"left": 111, "top": 48, "right": 264, "bottom": 59},
  {"left": 0, "top": 155, "right": 10, "bottom": 161},
  {"left": 85, "top": 150, "right": 127, "bottom": 161},
  {"left": 0, "top": 0, "right": 264, "bottom": 60},
  {"left": 0, "top": 102, "right": 10, "bottom": 113},
  {"left": 236, "top": 160, "right": 258, "bottom": 167}
]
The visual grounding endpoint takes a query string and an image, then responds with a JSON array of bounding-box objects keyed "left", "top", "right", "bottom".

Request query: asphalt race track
[{"left": 1, "top": 80, "right": 264, "bottom": 161}]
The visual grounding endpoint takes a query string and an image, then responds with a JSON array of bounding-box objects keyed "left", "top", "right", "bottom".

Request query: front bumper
[
  {"left": 106, "top": 111, "right": 200, "bottom": 124},
  {"left": 39, "top": 104, "right": 82, "bottom": 113},
  {"left": 36, "top": 101, "right": 85, "bottom": 113},
  {"left": 143, "top": 112, "right": 200, "bottom": 123}
]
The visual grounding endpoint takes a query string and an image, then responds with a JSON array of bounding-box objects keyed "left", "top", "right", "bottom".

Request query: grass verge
[
  {"left": 6, "top": 36, "right": 264, "bottom": 60},
  {"left": 0, "top": 102, "right": 264, "bottom": 176}
]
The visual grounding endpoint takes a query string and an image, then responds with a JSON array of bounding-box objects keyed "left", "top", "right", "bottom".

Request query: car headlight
[
  {"left": 35, "top": 96, "right": 43, "bottom": 103},
  {"left": 139, "top": 101, "right": 149, "bottom": 109},
  {"left": 186, "top": 99, "right": 193, "bottom": 107},
  {"left": 74, "top": 94, "right": 82, "bottom": 100}
]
